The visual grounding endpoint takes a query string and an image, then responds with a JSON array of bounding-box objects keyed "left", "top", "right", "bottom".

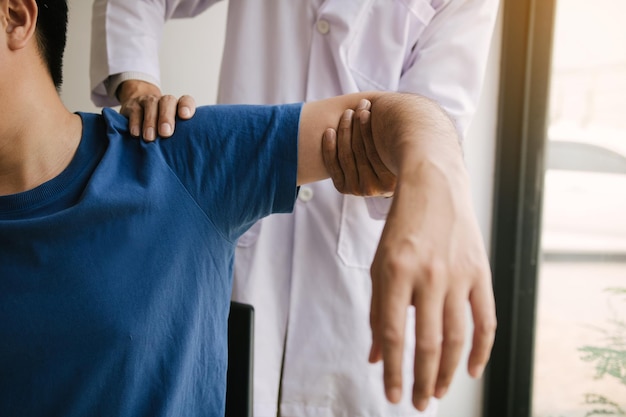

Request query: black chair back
[{"left": 225, "top": 301, "right": 254, "bottom": 417}]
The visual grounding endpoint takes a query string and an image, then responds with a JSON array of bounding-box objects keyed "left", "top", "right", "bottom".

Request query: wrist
[
  {"left": 105, "top": 72, "right": 161, "bottom": 103},
  {"left": 116, "top": 79, "right": 162, "bottom": 103},
  {"left": 395, "top": 154, "right": 472, "bottom": 217}
]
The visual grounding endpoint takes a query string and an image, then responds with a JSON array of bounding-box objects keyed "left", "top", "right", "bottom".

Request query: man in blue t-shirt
[{"left": 0, "top": 1, "right": 496, "bottom": 416}]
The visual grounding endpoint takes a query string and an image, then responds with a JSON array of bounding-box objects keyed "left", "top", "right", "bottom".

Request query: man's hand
[
  {"left": 362, "top": 94, "right": 497, "bottom": 411},
  {"left": 368, "top": 171, "right": 495, "bottom": 410},
  {"left": 322, "top": 100, "right": 396, "bottom": 197},
  {"left": 301, "top": 92, "right": 496, "bottom": 411},
  {"left": 116, "top": 80, "right": 196, "bottom": 141}
]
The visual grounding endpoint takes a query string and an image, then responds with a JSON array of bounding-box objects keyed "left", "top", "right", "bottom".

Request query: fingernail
[
  {"left": 130, "top": 126, "right": 140, "bottom": 137},
  {"left": 160, "top": 123, "right": 172, "bottom": 136},
  {"left": 435, "top": 386, "right": 448, "bottom": 398},
  {"left": 145, "top": 127, "right": 155, "bottom": 141},
  {"left": 181, "top": 107, "right": 191, "bottom": 118},
  {"left": 388, "top": 387, "right": 402, "bottom": 403},
  {"left": 358, "top": 99, "right": 368, "bottom": 110},
  {"left": 343, "top": 109, "right": 354, "bottom": 120}
]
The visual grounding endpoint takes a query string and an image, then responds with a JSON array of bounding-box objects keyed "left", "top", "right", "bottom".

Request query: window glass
[{"left": 532, "top": 0, "right": 626, "bottom": 416}]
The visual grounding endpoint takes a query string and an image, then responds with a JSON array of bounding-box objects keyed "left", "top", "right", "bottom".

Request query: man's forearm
[
  {"left": 298, "top": 92, "right": 465, "bottom": 185},
  {"left": 367, "top": 92, "right": 474, "bottom": 242},
  {"left": 328, "top": 92, "right": 496, "bottom": 409},
  {"left": 368, "top": 93, "right": 465, "bottom": 183}
]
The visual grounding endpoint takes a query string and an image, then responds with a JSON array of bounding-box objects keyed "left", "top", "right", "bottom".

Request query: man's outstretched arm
[{"left": 298, "top": 92, "right": 496, "bottom": 411}]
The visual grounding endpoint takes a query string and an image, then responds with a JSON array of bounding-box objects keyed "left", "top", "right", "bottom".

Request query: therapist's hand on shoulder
[
  {"left": 118, "top": 83, "right": 397, "bottom": 198},
  {"left": 116, "top": 80, "right": 196, "bottom": 142}
]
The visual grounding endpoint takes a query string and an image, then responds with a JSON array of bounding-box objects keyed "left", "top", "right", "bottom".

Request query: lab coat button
[
  {"left": 299, "top": 187, "right": 314, "bottom": 202},
  {"left": 316, "top": 19, "right": 330, "bottom": 35}
]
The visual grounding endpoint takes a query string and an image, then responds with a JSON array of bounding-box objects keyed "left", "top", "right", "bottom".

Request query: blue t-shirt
[{"left": 0, "top": 104, "right": 300, "bottom": 417}]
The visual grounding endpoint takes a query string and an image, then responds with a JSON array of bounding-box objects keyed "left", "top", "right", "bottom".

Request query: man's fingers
[
  {"left": 369, "top": 296, "right": 383, "bottom": 363},
  {"left": 322, "top": 128, "right": 346, "bottom": 192},
  {"left": 369, "top": 258, "right": 383, "bottom": 364},
  {"left": 375, "top": 263, "right": 413, "bottom": 404},
  {"left": 434, "top": 294, "right": 466, "bottom": 398},
  {"left": 381, "top": 296, "right": 409, "bottom": 404},
  {"left": 468, "top": 282, "right": 497, "bottom": 378},
  {"left": 412, "top": 281, "right": 444, "bottom": 411}
]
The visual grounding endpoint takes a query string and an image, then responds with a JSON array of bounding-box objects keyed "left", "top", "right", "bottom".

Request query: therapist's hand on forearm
[
  {"left": 322, "top": 99, "right": 396, "bottom": 197},
  {"left": 363, "top": 93, "right": 496, "bottom": 411},
  {"left": 116, "top": 80, "right": 196, "bottom": 141}
]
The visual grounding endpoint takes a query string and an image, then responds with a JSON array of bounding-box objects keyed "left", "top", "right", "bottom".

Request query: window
[{"left": 485, "top": 1, "right": 626, "bottom": 416}]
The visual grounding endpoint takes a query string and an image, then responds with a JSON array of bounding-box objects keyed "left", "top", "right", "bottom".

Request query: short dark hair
[{"left": 35, "top": 0, "right": 68, "bottom": 90}]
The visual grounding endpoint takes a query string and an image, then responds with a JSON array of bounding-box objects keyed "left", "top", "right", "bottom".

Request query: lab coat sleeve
[
  {"left": 90, "top": 0, "right": 220, "bottom": 107},
  {"left": 399, "top": 0, "right": 500, "bottom": 138},
  {"left": 365, "top": 0, "right": 500, "bottom": 220}
]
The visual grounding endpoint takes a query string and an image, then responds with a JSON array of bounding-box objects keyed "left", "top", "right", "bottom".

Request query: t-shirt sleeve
[{"left": 158, "top": 103, "right": 301, "bottom": 242}]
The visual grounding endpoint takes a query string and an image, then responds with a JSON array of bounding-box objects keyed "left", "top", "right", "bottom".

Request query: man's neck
[{"left": 0, "top": 83, "right": 82, "bottom": 196}]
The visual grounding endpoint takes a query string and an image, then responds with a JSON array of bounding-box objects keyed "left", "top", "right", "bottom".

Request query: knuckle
[
  {"left": 140, "top": 95, "right": 159, "bottom": 106},
  {"left": 442, "top": 332, "right": 464, "bottom": 350},
  {"left": 381, "top": 325, "right": 403, "bottom": 348},
  {"left": 121, "top": 101, "right": 140, "bottom": 114},
  {"left": 415, "top": 257, "right": 447, "bottom": 288},
  {"left": 467, "top": 260, "right": 488, "bottom": 279},
  {"left": 389, "top": 245, "right": 421, "bottom": 271},
  {"left": 454, "top": 251, "right": 491, "bottom": 279},
  {"left": 476, "top": 315, "right": 498, "bottom": 337},
  {"left": 381, "top": 259, "right": 411, "bottom": 283},
  {"left": 414, "top": 338, "right": 440, "bottom": 357}
]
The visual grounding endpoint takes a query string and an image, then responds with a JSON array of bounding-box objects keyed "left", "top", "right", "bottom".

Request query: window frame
[{"left": 483, "top": 0, "right": 557, "bottom": 416}]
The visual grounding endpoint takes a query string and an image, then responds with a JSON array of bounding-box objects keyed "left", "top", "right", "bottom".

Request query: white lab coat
[{"left": 91, "top": 1, "right": 499, "bottom": 416}]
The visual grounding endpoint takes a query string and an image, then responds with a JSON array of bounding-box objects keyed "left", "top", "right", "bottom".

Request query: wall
[
  {"left": 61, "top": 1, "right": 502, "bottom": 415},
  {"left": 62, "top": 0, "right": 228, "bottom": 113}
]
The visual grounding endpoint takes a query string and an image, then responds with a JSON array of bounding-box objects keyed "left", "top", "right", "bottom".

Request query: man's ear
[{"left": 5, "top": 0, "right": 37, "bottom": 50}]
